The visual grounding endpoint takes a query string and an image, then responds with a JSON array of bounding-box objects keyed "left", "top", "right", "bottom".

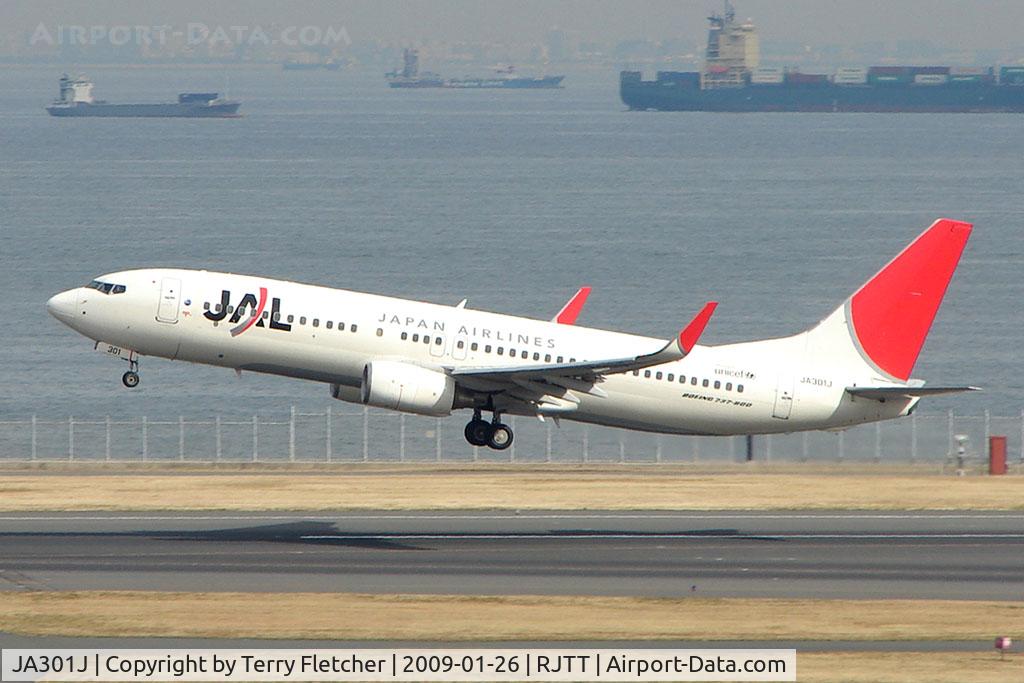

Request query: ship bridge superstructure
[{"left": 703, "top": 1, "right": 759, "bottom": 88}]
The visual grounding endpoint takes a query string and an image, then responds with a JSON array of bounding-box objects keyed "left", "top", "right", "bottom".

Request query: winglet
[
  {"left": 678, "top": 302, "right": 717, "bottom": 354},
  {"left": 553, "top": 286, "right": 592, "bottom": 324}
]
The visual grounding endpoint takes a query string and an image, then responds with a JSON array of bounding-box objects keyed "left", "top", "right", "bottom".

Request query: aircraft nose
[{"left": 46, "top": 288, "right": 80, "bottom": 324}]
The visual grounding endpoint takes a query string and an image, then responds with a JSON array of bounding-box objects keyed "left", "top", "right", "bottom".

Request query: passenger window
[
  {"left": 726, "top": 382, "right": 733, "bottom": 391},
  {"left": 203, "top": 302, "right": 210, "bottom": 310},
  {"left": 423, "top": 336, "right": 430, "bottom": 344},
  {"left": 401, "top": 331, "right": 407, "bottom": 340},
  {"left": 633, "top": 370, "right": 639, "bottom": 376},
  {"left": 262, "top": 311, "right": 269, "bottom": 320},
  {"left": 510, "top": 349, "right": 516, "bottom": 357},
  {"left": 227, "top": 305, "right": 234, "bottom": 314},
  {"left": 533, "top": 352, "right": 540, "bottom": 361},
  {"left": 485, "top": 345, "right": 492, "bottom": 353},
  {"left": 557, "top": 356, "right": 564, "bottom": 363},
  {"left": 435, "top": 337, "right": 442, "bottom": 345},
  {"left": 656, "top": 372, "right": 663, "bottom": 380},
  {"left": 326, "top": 321, "right": 333, "bottom": 329},
  {"left": 274, "top": 312, "right": 281, "bottom": 322},
  {"left": 738, "top": 384, "right": 745, "bottom": 393},
  {"left": 497, "top": 347, "right": 504, "bottom": 355},
  {"left": 714, "top": 380, "right": 721, "bottom": 389},
  {"left": 702, "top": 379, "right": 709, "bottom": 387},
  {"left": 521, "top": 350, "right": 528, "bottom": 359},
  {"left": 287, "top": 314, "right": 294, "bottom": 323},
  {"left": 471, "top": 342, "right": 479, "bottom": 351},
  {"left": 299, "top": 316, "right": 307, "bottom": 325},
  {"left": 691, "top": 377, "right": 697, "bottom": 385},
  {"left": 644, "top": 370, "right": 652, "bottom": 378},
  {"left": 680, "top": 375, "right": 686, "bottom": 383},
  {"left": 337, "top": 322, "right": 345, "bottom": 331},
  {"left": 545, "top": 354, "right": 551, "bottom": 362},
  {"left": 570, "top": 358, "right": 576, "bottom": 363},
  {"left": 313, "top": 318, "right": 319, "bottom": 328},
  {"left": 377, "top": 328, "right": 384, "bottom": 337},
  {"left": 350, "top": 324, "right": 357, "bottom": 332},
  {"left": 412, "top": 333, "right": 419, "bottom": 342},
  {"left": 667, "top": 373, "right": 674, "bottom": 382},
  {"left": 457, "top": 340, "right": 465, "bottom": 349}
]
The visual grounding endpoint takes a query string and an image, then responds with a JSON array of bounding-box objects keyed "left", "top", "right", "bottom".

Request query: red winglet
[
  {"left": 678, "top": 302, "right": 717, "bottom": 354},
  {"left": 555, "top": 286, "right": 592, "bottom": 325}
]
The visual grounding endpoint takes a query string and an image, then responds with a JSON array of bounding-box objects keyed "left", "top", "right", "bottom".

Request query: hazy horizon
[{"left": 4, "top": 0, "right": 1024, "bottom": 51}]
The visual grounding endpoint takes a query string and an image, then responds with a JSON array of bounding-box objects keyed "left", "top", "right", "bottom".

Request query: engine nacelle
[
  {"left": 329, "top": 383, "right": 362, "bottom": 404},
  {"left": 360, "top": 361, "right": 455, "bottom": 417}
]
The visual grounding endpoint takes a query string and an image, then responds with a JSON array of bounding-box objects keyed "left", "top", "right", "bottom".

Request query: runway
[{"left": 0, "top": 511, "right": 1021, "bottom": 600}]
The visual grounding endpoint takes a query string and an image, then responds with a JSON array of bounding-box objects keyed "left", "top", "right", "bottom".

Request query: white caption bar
[{"left": 1, "top": 648, "right": 795, "bottom": 682}]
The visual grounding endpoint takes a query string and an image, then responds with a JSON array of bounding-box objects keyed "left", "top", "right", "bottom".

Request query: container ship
[
  {"left": 387, "top": 49, "right": 564, "bottom": 89},
  {"left": 620, "top": 2, "right": 1024, "bottom": 113},
  {"left": 46, "top": 75, "right": 242, "bottom": 118}
]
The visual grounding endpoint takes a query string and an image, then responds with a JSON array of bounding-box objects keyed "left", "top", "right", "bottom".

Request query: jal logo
[{"left": 204, "top": 287, "right": 291, "bottom": 336}]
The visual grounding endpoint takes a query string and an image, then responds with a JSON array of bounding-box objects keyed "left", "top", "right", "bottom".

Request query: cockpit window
[{"left": 86, "top": 279, "right": 127, "bottom": 295}]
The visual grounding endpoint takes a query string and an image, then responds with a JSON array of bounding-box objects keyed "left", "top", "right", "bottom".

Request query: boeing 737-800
[{"left": 47, "top": 218, "right": 975, "bottom": 450}]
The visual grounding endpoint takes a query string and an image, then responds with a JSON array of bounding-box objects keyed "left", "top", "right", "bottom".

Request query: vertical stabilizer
[{"left": 820, "top": 219, "right": 972, "bottom": 381}]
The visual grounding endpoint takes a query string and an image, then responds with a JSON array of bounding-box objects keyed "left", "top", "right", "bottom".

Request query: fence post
[
  {"left": 362, "top": 406, "right": 369, "bottom": 462},
  {"left": 215, "top": 416, "right": 222, "bottom": 462},
  {"left": 435, "top": 418, "right": 442, "bottom": 462},
  {"left": 509, "top": 416, "right": 516, "bottom": 463},
  {"left": 582, "top": 426, "right": 589, "bottom": 463},
  {"left": 68, "top": 416, "right": 74, "bottom": 461},
  {"left": 399, "top": 414, "right": 406, "bottom": 462},
  {"left": 252, "top": 415, "right": 258, "bottom": 462},
  {"left": 289, "top": 406, "right": 296, "bottom": 462},
  {"left": 911, "top": 413, "right": 918, "bottom": 463},
  {"left": 326, "top": 406, "right": 332, "bottom": 462},
  {"left": 30, "top": 415, "right": 37, "bottom": 461},
  {"left": 947, "top": 409, "right": 954, "bottom": 457},
  {"left": 984, "top": 409, "right": 991, "bottom": 445},
  {"left": 874, "top": 422, "right": 882, "bottom": 463},
  {"left": 105, "top": 416, "right": 111, "bottom": 461},
  {"left": 179, "top": 416, "right": 185, "bottom": 462},
  {"left": 141, "top": 416, "right": 147, "bottom": 462},
  {"left": 545, "top": 422, "right": 552, "bottom": 463}
]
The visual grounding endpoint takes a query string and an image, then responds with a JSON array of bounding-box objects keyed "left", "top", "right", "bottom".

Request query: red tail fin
[{"left": 849, "top": 219, "right": 972, "bottom": 381}]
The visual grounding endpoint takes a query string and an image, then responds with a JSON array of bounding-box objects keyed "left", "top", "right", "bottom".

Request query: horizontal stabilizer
[{"left": 846, "top": 385, "right": 981, "bottom": 400}]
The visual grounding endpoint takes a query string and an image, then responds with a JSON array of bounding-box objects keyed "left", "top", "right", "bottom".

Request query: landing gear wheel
[
  {"left": 488, "top": 423, "right": 514, "bottom": 451},
  {"left": 464, "top": 419, "right": 492, "bottom": 447},
  {"left": 122, "top": 371, "right": 140, "bottom": 388}
]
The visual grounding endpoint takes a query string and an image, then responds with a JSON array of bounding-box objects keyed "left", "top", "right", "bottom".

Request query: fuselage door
[
  {"left": 429, "top": 332, "right": 446, "bottom": 358},
  {"left": 156, "top": 277, "right": 181, "bottom": 324},
  {"left": 772, "top": 374, "right": 794, "bottom": 419}
]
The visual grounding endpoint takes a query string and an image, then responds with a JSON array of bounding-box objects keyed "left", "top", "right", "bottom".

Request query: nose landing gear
[
  {"left": 121, "top": 358, "right": 140, "bottom": 388},
  {"left": 463, "top": 409, "right": 514, "bottom": 451}
]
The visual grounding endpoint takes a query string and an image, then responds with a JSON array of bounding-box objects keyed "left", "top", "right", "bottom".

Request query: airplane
[{"left": 46, "top": 218, "right": 976, "bottom": 450}]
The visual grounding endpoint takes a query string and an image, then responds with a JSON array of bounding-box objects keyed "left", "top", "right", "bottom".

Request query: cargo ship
[
  {"left": 387, "top": 49, "right": 564, "bottom": 89},
  {"left": 620, "top": 1, "right": 1024, "bottom": 113},
  {"left": 46, "top": 75, "right": 242, "bottom": 118}
]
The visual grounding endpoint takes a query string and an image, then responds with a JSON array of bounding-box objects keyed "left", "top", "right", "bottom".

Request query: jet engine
[{"left": 360, "top": 361, "right": 455, "bottom": 417}]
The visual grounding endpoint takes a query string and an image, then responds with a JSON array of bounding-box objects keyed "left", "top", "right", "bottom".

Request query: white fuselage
[{"left": 47, "top": 268, "right": 916, "bottom": 436}]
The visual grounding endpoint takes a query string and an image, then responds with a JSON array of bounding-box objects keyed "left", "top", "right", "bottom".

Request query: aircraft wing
[
  {"left": 846, "top": 385, "right": 980, "bottom": 400},
  {"left": 451, "top": 302, "right": 717, "bottom": 388}
]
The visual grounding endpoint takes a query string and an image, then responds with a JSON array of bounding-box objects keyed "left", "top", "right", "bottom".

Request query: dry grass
[
  {"left": 0, "top": 464, "right": 1020, "bottom": 511},
  {"left": 1, "top": 592, "right": 1022, "bottom": 642},
  {"left": 798, "top": 652, "right": 1022, "bottom": 683}
]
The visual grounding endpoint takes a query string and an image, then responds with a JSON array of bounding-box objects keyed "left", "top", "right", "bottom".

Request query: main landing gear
[
  {"left": 121, "top": 358, "right": 140, "bottom": 388},
  {"left": 464, "top": 409, "right": 514, "bottom": 451}
]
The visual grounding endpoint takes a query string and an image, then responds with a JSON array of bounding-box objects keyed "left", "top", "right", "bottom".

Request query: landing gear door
[
  {"left": 156, "top": 277, "right": 181, "bottom": 324},
  {"left": 772, "top": 374, "right": 794, "bottom": 420}
]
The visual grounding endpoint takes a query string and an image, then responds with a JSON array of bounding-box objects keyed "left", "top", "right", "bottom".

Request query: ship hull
[
  {"left": 621, "top": 75, "right": 1024, "bottom": 113},
  {"left": 388, "top": 75, "right": 564, "bottom": 89},
  {"left": 46, "top": 102, "right": 242, "bottom": 118}
]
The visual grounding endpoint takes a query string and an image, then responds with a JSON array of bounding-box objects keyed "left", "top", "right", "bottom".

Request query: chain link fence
[{"left": 0, "top": 408, "right": 1021, "bottom": 466}]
